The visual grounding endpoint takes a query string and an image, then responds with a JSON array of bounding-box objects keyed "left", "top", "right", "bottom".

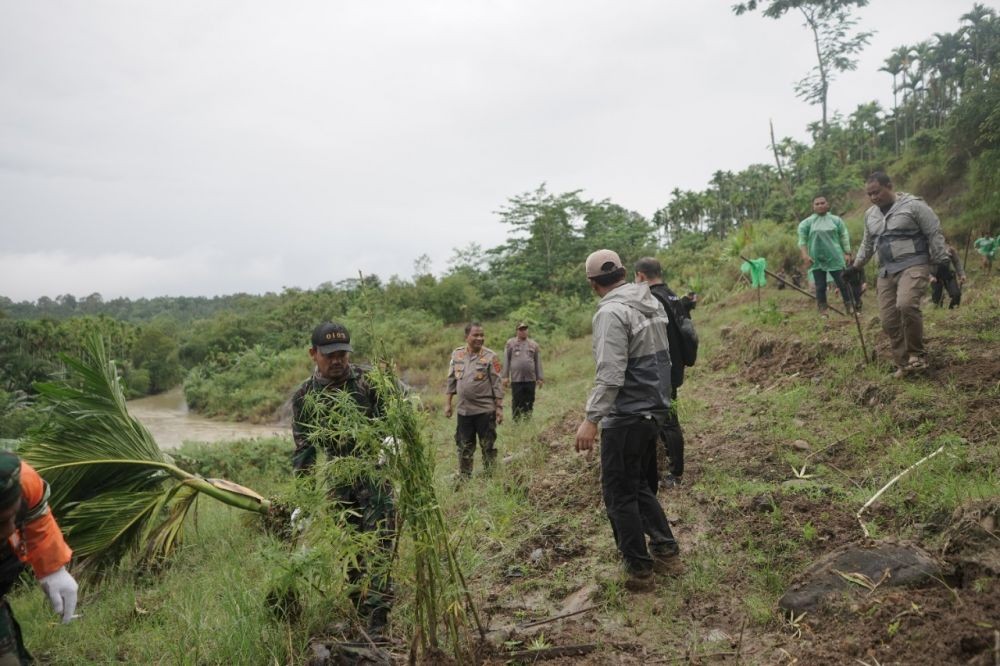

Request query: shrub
[{"left": 184, "top": 346, "right": 307, "bottom": 422}]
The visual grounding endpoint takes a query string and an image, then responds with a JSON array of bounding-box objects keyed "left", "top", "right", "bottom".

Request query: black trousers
[
  {"left": 455, "top": 412, "right": 497, "bottom": 471},
  {"left": 511, "top": 382, "right": 536, "bottom": 419},
  {"left": 646, "top": 407, "right": 684, "bottom": 493},
  {"left": 330, "top": 478, "right": 396, "bottom": 621},
  {"left": 601, "top": 419, "right": 676, "bottom": 573},
  {"left": 931, "top": 265, "right": 962, "bottom": 308},
  {"left": 812, "top": 269, "right": 851, "bottom": 310}
]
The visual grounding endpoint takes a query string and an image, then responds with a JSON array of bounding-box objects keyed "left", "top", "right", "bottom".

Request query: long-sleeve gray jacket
[
  {"left": 584, "top": 282, "right": 672, "bottom": 428},
  {"left": 854, "top": 192, "right": 948, "bottom": 277}
]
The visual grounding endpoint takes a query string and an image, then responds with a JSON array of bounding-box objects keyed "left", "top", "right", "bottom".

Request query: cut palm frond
[{"left": 19, "top": 333, "right": 270, "bottom": 575}]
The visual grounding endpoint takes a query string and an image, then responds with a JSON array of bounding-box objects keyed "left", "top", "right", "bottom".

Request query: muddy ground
[{"left": 469, "top": 291, "right": 999, "bottom": 665}]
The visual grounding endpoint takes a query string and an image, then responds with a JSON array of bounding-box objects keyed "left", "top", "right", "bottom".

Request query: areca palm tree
[
  {"left": 880, "top": 53, "right": 903, "bottom": 154},
  {"left": 20, "top": 334, "right": 270, "bottom": 575}
]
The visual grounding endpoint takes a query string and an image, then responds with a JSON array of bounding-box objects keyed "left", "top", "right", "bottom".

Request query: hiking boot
[
  {"left": 458, "top": 457, "right": 474, "bottom": 478},
  {"left": 623, "top": 566, "right": 654, "bottom": 593},
  {"left": 365, "top": 607, "right": 390, "bottom": 641},
  {"left": 660, "top": 474, "right": 683, "bottom": 490},
  {"left": 651, "top": 541, "right": 680, "bottom": 558},
  {"left": 906, "top": 356, "right": 928, "bottom": 373},
  {"left": 651, "top": 543, "right": 683, "bottom": 575}
]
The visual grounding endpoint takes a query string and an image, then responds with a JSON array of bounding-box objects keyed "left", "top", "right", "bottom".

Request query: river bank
[{"left": 127, "top": 387, "right": 287, "bottom": 450}]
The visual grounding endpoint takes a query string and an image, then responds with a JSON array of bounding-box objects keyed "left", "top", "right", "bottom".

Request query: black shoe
[
  {"left": 660, "top": 474, "right": 683, "bottom": 490},
  {"left": 651, "top": 541, "right": 680, "bottom": 558}
]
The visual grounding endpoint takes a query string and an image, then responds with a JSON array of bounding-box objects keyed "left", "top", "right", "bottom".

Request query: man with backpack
[
  {"left": 575, "top": 250, "right": 680, "bottom": 591},
  {"left": 635, "top": 257, "right": 698, "bottom": 491}
]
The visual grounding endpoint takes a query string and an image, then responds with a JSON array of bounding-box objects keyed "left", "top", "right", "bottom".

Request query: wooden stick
[
  {"left": 738, "top": 255, "right": 845, "bottom": 316},
  {"left": 516, "top": 605, "right": 597, "bottom": 630},
  {"left": 803, "top": 431, "right": 860, "bottom": 464},
  {"left": 847, "top": 286, "right": 870, "bottom": 364},
  {"left": 962, "top": 229, "right": 974, "bottom": 270},
  {"left": 502, "top": 644, "right": 596, "bottom": 660},
  {"left": 857, "top": 445, "right": 945, "bottom": 537}
]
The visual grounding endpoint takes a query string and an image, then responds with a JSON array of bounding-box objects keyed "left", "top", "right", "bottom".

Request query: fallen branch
[
  {"left": 502, "top": 644, "right": 596, "bottom": 660},
  {"left": 857, "top": 445, "right": 945, "bottom": 538},
  {"left": 823, "top": 461, "right": 864, "bottom": 490},
  {"left": 515, "top": 605, "right": 596, "bottom": 630},
  {"left": 762, "top": 372, "right": 800, "bottom": 393},
  {"left": 803, "top": 431, "right": 860, "bottom": 465}
]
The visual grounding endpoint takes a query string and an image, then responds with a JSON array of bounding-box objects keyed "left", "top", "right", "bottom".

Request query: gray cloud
[{"left": 0, "top": 0, "right": 977, "bottom": 301}]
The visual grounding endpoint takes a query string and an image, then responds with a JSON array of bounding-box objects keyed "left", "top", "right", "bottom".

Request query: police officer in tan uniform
[
  {"left": 444, "top": 322, "right": 504, "bottom": 478},
  {"left": 503, "top": 323, "right": 543, "bottom": 420}
]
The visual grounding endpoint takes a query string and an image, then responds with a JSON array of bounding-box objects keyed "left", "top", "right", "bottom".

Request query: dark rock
[
  {"left": 779, "top": 541, "right": 940, "bottom": 613},
  {"left": 749, "top": 494, "right": 776, "bottom": 513}
]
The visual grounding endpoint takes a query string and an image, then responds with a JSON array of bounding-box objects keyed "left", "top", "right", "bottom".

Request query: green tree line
[{"left": 2, "top": 5, "right": 997, "bottom": 431}]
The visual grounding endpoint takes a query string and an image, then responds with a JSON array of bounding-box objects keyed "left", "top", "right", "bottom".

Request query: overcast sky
[{"left": 0, "top": 0, "right": 987, "bottom": 301}]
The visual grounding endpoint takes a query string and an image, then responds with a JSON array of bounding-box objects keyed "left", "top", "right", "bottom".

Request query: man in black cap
[
  {"left": 290, "top": 321, "right": 395, "bottom": 636},
  {"left": 503, "top": 323, "right": 544, "bottom": 420},
  {"left": 0, "top": 451, "right": 78, "bottom": 664}
]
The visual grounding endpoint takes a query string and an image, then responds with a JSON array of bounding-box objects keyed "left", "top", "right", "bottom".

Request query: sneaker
[
  {"left": 906, "top": 357, "right": 928, "bottom": 373},
  {"left": 892, "top": 367, "right": 906, "bottom": 379},
  {"left": 623, "top": 567, "right": 654, "bottom": 592},
  {"left": 660, "top": 474, "right": 683, "bottom": 490}
]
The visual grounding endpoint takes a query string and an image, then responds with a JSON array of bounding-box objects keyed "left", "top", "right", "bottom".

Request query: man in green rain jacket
[{"left": 798, "top": 195, "right": 854, "bottom": 315}]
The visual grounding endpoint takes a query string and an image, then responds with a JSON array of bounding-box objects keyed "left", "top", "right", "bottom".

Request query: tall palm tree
[{"left": 880, "top": 53, "right": 903, "bottom": 154}]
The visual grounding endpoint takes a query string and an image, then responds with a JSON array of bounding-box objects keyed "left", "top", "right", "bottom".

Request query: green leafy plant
[{"left": 19, "top": 334, "right": 270, "bottom": 575}]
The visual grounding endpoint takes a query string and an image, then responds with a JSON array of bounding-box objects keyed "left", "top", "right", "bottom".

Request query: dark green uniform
[{"left": 291, "top": 366, "right": 395, "bottom": 627}]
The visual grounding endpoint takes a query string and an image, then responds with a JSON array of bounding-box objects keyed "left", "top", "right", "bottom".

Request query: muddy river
[{"left": 127, "top": 388, "right": 287, "bottom": 450}]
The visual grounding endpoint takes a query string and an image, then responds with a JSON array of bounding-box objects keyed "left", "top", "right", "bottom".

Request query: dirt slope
[{"left": 472, "top": 278, "right": 1000, "bottom": 665}]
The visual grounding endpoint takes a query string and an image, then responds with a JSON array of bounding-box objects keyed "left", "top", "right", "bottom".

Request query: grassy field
[{"left": 13, "top": 268, "right": 1000, "bottom": 664}]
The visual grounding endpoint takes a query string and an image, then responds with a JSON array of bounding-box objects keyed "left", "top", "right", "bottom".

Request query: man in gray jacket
[
  {"left": 849, "top": 172, "right": 948, "bottom": 378},
  {"left": 575, "top": 249, "right": 680, "bottom": 591}
]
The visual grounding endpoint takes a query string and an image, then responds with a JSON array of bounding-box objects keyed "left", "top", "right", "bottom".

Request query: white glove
[
  {"left": 378, "top": 436, "right": 399, "bottom": 466},
  {"left": 40, "top": 566, "right": 78, "bottom": 623}
]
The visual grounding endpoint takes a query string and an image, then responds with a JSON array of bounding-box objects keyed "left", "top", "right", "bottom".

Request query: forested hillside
[{"left": 2, "top": 4, "right": 998, "bottom": 429}]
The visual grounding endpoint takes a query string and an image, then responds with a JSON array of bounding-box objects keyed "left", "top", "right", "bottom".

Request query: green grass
[{"left": 13, "top": 269, "right": 1000, "bottom": 663}]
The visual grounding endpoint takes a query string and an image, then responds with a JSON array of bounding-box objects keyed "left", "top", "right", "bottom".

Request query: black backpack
[
  {"left": 655, "top": 287, "right": 698, "bottom": 368},
  {"left": 670, "top": 301, "right": 698, "bottom": 367}
]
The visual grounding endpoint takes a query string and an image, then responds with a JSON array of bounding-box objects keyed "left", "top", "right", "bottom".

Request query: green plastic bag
[
  {"left": 974, "top": 236, "right": 999, "bottom": 259},
  {"left": 740, "top": 258, "right": 767, "bottom": 287}
]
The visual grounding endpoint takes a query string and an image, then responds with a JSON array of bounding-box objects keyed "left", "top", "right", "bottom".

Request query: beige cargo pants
[{"left": 876, "top": 264, "right": 930, "bottom": 368}]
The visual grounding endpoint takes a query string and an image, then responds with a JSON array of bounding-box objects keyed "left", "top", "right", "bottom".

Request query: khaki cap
[{"left": 585, "top": 249, "right": 624, "bottom": 278}]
